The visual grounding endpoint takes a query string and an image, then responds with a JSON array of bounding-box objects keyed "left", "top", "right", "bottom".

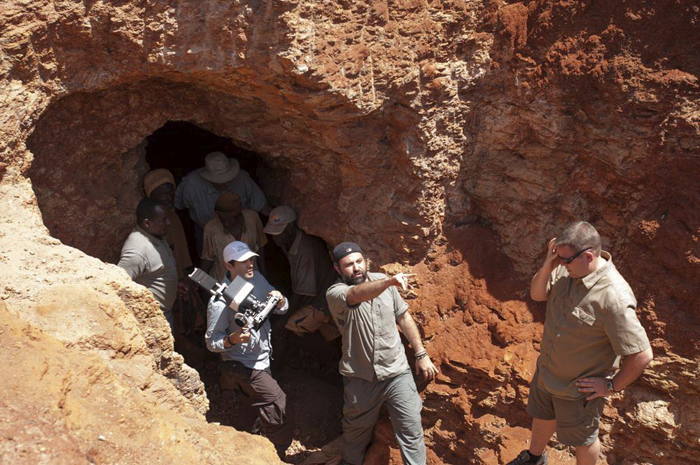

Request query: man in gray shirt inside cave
[{"left": 118, "top": 198, "right": 178, "bottom": 332}]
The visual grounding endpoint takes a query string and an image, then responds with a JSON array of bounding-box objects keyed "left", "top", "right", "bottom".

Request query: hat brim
[
  {"left": 199, "top": 161, "right": 240, "bottom": 184},
  {"left": 225, "top": 250, "right": 259, "bottom": 263},
  {"left": 264, "top": 221, "right": 289, "bottom": 236}
]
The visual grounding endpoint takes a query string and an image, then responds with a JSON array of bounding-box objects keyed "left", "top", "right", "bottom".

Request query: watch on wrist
[{"left": 606, "top": 379, "right": 617, "bottom": 393}]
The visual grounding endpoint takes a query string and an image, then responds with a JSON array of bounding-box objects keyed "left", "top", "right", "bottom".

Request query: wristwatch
[{"left": 606, "top": 379, "right": 617, "bottom": 393}]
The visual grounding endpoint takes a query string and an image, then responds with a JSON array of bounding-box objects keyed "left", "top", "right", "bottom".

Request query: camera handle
[{"left": 251, "top": 295, "right": 281, "bottom": 330}]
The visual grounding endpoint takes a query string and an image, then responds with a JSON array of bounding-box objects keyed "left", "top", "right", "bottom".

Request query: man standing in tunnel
[
  {"left": 264, "top": 205, "right": 338, "bottom": 341},
  {"left": 205, "top": 241, "right": 293, "bottom": 460},
  {"left": 143, "top": 168, "right": 192, "bottom": 281},
  {"left": 118, "top": 198, "right": 179, "bottom": 331},
  {"left": 507, "top": 222, "right": 653, "bottom": 465},
  {"left": 326, "top": 242, "right": 439, "bottom": 465},
  {"left": 175, "top": 151, "right": 272, "bottom": 253}
]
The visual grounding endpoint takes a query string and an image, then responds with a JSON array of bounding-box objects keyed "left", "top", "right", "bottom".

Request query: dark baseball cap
[{"left": 332, "top": 242, "right": 363, "bottom": 263}]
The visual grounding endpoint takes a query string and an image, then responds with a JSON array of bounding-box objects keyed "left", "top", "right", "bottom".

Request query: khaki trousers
[{"left": 342, "top": 369, "right": 426, "bottom": 465}]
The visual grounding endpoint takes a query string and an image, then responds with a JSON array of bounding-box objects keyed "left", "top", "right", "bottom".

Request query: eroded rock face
[{"left": 1, "top": 0, "right": 698, "bottom": 463}]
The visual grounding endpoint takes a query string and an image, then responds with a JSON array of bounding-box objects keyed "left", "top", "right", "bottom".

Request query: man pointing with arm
[{"left": 326, "top": 242, "right": 438, "bottom": 465}]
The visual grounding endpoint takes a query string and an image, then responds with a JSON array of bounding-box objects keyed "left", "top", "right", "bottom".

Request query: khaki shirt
[
  {"left": 118, "top": 226, "right": 179, "bottom": 311},
  {"left": 326, "top": 272, "right": 410, "bottom": 381},
  {"left": 201, "top": 209, "right": 267, "bottom": 281},
  {"left": 537, "top": 251, "right": 650, "bottom": 399},
  {"left": 284, "top": 229, "right": 335, "bottom": 311}
]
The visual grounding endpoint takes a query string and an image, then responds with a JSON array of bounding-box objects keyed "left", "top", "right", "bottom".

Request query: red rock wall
[{"left": 1, "top": 1, "right": 698, "bottom": 463}]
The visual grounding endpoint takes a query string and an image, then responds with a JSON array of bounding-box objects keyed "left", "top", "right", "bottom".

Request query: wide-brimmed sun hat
[{"left": 199, "top": 152, "right": 240, "bottom": 184}]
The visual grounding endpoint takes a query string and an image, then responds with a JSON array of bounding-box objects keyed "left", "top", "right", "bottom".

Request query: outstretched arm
[
  {"left": 397, "top": 311, "right": 439, "bottom": 381},
  {"left": 347, "top": 273, "right": 413, "bottom": 306}
]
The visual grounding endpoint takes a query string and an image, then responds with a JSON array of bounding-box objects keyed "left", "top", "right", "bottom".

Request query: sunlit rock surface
[{"left": 1, "top": 1, "right": 697, "bottom": 463}]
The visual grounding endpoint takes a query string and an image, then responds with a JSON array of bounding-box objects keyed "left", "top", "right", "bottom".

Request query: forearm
[
  {"left": 346, "top": 278, "right": 393, "bottom": 306},
  {"left": 530, "top": 266, "right": 552, "bottom": 301},
  {"left": 612, "top": 347, "right": 653, "bottom": 391},
  {"left": 397, "top": 312, "right": 425, "bottom": 353}
]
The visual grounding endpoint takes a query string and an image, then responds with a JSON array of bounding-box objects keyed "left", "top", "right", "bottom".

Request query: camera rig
[{"left": 188, "top": 268, "right": 281, "bottom": 330}]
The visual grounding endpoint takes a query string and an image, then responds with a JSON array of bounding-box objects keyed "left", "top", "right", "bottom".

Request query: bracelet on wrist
[{"left": 415, "top": 350, "right": 428, "bottom": 360}]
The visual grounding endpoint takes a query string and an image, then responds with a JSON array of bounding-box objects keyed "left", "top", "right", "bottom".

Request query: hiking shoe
[{"left": 507, "top": 450, "right": 548, "bottom": 465}]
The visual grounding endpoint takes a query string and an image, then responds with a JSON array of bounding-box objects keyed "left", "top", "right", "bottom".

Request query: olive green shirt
[
  {"left": 326, "top": 272, "right": 410, "bottom": 381},
  {"left": 537, "top": 251, "right": 650, "bottom": 399}
]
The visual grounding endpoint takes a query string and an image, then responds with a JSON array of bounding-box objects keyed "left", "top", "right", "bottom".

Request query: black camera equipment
[{"left": 188, "top": 268, "right": 281, "bottom": 330}]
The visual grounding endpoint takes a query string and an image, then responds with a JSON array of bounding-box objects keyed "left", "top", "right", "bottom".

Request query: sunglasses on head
[{"left": 558, "top": 246, "right": 592, "bottom": 264}]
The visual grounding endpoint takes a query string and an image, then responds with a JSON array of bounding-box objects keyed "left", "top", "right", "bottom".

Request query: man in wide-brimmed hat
[
  {"left": 264, "top": 205, "right": 338, "bottom": 342},
  {"left": 175, "top": 151, "right": 272, "bottom": 252}
]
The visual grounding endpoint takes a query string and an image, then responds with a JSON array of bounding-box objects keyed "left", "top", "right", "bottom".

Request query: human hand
[
  {"left": 576, "top": 376, "right": 612, "bottom": 400},
  {"left": 416, "top": 356, "right": 439, "bottom": 381},
  {"left": 269, "top": 290, "right": 285, "bottom": 308},
  {"left": 392, "top": 273, "right": 416, "bottom": 291},
  {"left": 229, "top": 327, "right": 251, "bottom": 345},
  {"left": 543, "top": 237, "right": 560, "bottom": 271}
]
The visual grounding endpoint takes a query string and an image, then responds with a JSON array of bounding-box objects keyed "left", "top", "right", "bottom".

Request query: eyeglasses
[{"left": 558, "top": 247, "right": 592, "bottom": 264}]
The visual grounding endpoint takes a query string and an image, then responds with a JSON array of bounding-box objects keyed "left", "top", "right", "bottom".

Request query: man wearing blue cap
[{"left": 326, "top": 242, "right": 439, "bottom": 465}]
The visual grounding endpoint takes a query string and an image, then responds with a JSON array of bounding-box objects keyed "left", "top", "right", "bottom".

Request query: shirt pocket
[{"left": 570, "top": 306, "right": 598, "bottom": 336}]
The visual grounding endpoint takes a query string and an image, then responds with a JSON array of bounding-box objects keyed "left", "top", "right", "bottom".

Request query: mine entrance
[{"left": 143, "top": 121, "right": 344, "bottom": 457}]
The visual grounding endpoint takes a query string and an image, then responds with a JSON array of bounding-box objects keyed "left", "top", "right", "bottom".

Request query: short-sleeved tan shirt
[
  {"left": 537, "top": 251, "right": 650, "bottom": 399},
  {"left": 200, "top": 209, "right": 268, "bottom": 281},
  {"left": 326, "top": 272, "right": 410, "bottom": 381}
]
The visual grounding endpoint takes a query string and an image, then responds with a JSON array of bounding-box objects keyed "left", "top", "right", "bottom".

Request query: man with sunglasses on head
[{"left": 508, "top": 222, "right": 653, "bottom": 465}]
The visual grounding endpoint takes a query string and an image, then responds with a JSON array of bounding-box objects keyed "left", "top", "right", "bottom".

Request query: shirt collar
[
  {"left": 287, "top": 229, "right": 303, "bottom": 256},
  {"left": 581, "top": 250, "right": 613, "bottom": 289}
]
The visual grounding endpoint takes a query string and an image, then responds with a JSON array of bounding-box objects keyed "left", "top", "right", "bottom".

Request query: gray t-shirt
[
  {"left": 326, "top": 272, "right": 410, "bottom": 381},
  {"left": 205, "top": 272, "right": 289, "bottom": 370},
  {"left": 118, "top": 226, "right": 178, "bottom": 311},
  {"left": 174, "top": 168, "right": 267, "bottom": 229}
]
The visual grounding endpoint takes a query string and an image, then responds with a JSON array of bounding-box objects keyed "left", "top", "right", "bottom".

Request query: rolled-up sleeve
[
  {"left": 603, "top": 295, "right": 650, "bottom": 356},
  {"left": 205, "top": 299, "right": 230, "bottom": 353},
  {"left": 118, "top": 249, "right": 147, "bottom": 279},
  {"left": 326, "top": 282, "right": 354, "bottom": 323},
  {"left": 390, "top": 286, "right": 409, "bottom": 320}
]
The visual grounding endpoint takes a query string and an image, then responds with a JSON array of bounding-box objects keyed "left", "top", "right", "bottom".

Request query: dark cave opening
[
  {"left": 141, "top": 120, "right": 344, "bottom": 452},
  {"left": 28, "top": 110, "right": 344, "bottom": 454}
]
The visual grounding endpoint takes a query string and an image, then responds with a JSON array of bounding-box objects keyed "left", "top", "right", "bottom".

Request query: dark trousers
[{"left": 219, "top": 361, "right": 293, "bottom": 450}]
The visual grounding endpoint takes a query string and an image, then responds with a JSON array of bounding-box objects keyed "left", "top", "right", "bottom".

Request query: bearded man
[{"left": 326, "top": 242, "right": 438, "bottom": 465}]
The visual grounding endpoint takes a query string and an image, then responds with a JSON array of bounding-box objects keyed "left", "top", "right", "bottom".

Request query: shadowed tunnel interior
[{"left": 27, "top": 103, "right": 347, "bottom": 454}]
